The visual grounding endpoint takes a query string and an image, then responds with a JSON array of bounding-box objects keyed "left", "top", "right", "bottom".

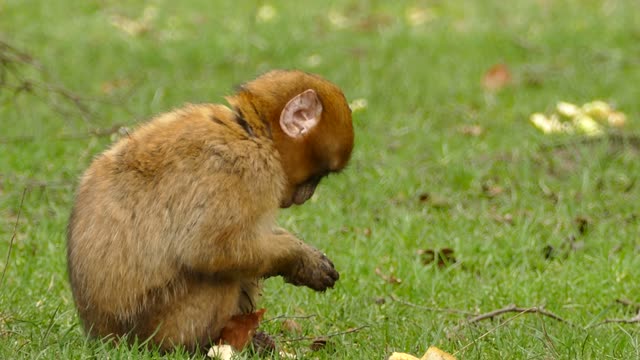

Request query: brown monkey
[{"left": 66, "top": 70, "right": 354, "bottom": 353}]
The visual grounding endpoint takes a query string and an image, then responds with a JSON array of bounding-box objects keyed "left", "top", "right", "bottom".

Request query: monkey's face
[{"left": 236, "top": 70, "right": 354, "bottom": 208}]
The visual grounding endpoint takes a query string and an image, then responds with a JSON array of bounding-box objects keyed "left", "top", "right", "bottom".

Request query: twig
[
  {"left": 466, "top": 304, "right": 568, "bottom": 325},
  {"left": 0, "top": 188, "right": 27, "bottom": 287},
  {"left": 590, "top": 300, "right": 640, "bottom": 327},
  {"left": 453, "top": 307, "right": 532, "bottom": 356},
  {"left": 451, "top": 304, "right": 571, "bottom": 334},
  {"left": 263, "top": 314, "right": 317, "bottom": 323},
  {"left": 0, "top": 174, "right": 74, "bottom": 190},
  {"left": 615, "top": 298, "right": 640, "bottom": 309},
  {"left": 593, "top": 311, "right": 640, "bottom": 327},
  {"left": 281, "top": 325, "right": 369, "bottom": 343},
  {"left": 389, "top": 295, "right": 474, "bottom": 316}
]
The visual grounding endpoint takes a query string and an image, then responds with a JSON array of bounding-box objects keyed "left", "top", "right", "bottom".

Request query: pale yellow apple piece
[
  {"left": 388, "top": 352, "right": 421, "bottom": 360},
  {"left": 421, "top": 346, "right": 457, "bottom": 360}
]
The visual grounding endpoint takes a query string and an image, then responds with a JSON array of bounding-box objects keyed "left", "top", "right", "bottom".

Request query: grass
[{"left": 1, "top": 0, "right": 640, "bottom": 358}]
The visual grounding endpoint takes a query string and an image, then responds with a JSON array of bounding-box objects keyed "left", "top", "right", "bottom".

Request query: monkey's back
[{"left": 67, "top": 103, "right": 285, "bottom": 330}]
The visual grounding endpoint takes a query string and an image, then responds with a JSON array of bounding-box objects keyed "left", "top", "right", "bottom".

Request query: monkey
[{"left": 66, "top": 70, "right": 354, "bottom": 353}]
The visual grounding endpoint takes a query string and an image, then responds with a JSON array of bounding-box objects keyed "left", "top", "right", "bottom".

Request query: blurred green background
[{"left": 1, "top": 1, "right": 640, "bottom": 358}]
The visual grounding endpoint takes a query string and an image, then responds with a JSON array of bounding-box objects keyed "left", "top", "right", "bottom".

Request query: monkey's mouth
[{"left": 280, "top": 199, "right": 294, "bottom": 208}]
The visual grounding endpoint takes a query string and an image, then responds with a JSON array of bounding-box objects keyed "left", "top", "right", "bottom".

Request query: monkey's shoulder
[{"left": 100, "top": 103, "right": 281, "bottom": 181}]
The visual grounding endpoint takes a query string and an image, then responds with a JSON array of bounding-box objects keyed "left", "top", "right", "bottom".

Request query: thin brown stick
[
  {"left": 451, "top": 303, "right": 572, "bottom": 334},
  {"left": 615, "top": 298, "right": 640, "bottom": 309},
  {"left": 389, "top": 295, "right": 474, "bottom": 316},
  {"left": 596, "top": 313, "right": 640, "bottom": 326},
  {"left": 465, "top": 304, "right": 568, "bottom": 325},
  {"left": 0, "top": 188, "right": 27, "bottom": 286},
  {"left": 453, "top": 307, "right": 531, "bottom": 356},
  {"left": 263, "top": 314, "right": 317, "bottom": 323},
  {"left": 586, "top": 299, "right": 640, "bottom": 327},
  {"left": 281, "top": 325, "right": 368, "bottom": 343}
]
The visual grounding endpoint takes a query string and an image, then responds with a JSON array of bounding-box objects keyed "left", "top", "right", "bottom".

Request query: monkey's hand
[{"left": 283, "top": 244, "right": 339, "bottom": 291}]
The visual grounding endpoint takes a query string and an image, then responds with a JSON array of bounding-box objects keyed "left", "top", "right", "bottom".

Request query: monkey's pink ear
[{"left": 280, "top": 89, "right": 322, "bottom": 138}]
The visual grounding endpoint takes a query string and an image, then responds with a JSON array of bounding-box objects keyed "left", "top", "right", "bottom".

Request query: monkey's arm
[{"left": 178, "top": 225, "right": 338, "bottom": 292}]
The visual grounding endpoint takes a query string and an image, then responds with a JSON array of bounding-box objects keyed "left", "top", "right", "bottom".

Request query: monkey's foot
[{"left": 251, "top": 331, "right": 276, "bottom": 355}]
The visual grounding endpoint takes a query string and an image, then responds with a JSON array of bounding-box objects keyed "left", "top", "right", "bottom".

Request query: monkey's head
[{"left": 229, "top": 70, "right": 354, "bottom": 208}]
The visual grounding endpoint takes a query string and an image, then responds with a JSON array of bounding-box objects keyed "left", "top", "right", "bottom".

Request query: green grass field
[{"left": 2, "top": 1, "right": 640, "bottom": 358}]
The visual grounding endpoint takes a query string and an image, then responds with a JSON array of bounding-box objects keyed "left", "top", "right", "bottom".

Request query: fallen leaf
[
  {"left": 100, "top": 78, "right": 131, "bottom": 95},
  {"left": 492, "top": 213, "right": 514, "bottom": 225},
  {"left": 542, "top": 244, "right": 555, "bottom": 260},
  {"left": 281, "top": 319, "right": 302, "bottom": 334},
  {"left": 482, "top": 63, "right": 512, "bottom": 92},
  {"left": 418, "top": 248, "right": 456, "bottom": 268},
  {"left": 219, "top": 308, "right": 266, "bottom": 350},
  {"left": 575, "top": 216, "right": 591, "bottom": 235},
  {"left": 457, "top": 124, "right": 484, "bottom": 137},
  {"left": 481, "top": 182, "right": 504, "bottom": 197},
  {"left": 309, "top": 337, "right": 328, "bottom": 351}
]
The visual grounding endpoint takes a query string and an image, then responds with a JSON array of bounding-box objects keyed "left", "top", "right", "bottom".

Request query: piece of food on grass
[
  {"left": 421, "top": 346, "right": 457, "bottom": 360},
  {"left": 388, "top": 346, "right": 457, "bottom": 360},
  {"left": 207, "top": 344, "right": 235, "bottom": 359}
]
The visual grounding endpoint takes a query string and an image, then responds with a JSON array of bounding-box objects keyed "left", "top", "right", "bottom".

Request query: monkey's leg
[{"left": 134, "top": 277, "right": 245, "bottom": 353}]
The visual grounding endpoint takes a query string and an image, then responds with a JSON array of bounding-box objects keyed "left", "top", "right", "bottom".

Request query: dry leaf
[
  {"left": 418, "top": 248, "right": 456, "bottom": 268},
  {"left": 100, "top": 78, "right": 131, "bottom": 95},
  {"left": 281, "top": 319, "right": 302, "bottom": 334},
  {"left": 219, "top": 308, "right": 266, "bottom": 350},
  {"left": 309, "top": 337, "right": 328, "bottom": 351},
  {"left": 457, "top": 124, "right": 484, "bottom": 137},
  {"left": 482, "top": 182, "right": 504, "bottom": 197},
  {"left": 482, "top": 63, "right": 512, "bottom": 91}
]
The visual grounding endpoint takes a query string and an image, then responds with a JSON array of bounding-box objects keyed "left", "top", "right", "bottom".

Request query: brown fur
[{"left": 66, "top": 70, "right": 353, "bottom": 352}]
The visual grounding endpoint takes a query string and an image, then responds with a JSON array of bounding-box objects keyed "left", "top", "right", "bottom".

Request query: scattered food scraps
[
  {"left": 530, "top": 100, "right": 627, "bottom": 136},
  {"left": 389, "top": 346, "right": 457, "bottom": 360}
]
